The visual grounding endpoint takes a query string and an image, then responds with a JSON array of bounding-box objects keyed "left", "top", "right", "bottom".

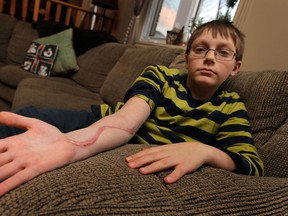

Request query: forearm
[
  {"left": 66, "top": 115, "right": 137, "bottom": 162},
  {"left": 66, "top": 97, "right": 151, "bottom": 162}
]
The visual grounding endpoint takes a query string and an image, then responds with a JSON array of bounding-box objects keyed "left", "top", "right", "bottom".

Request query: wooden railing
[
  {"left": 0, "top": 0, "right": 114, "bottom": 32},
  {"left": 0, "top": 0, "right": 36, "bottom": 22}
]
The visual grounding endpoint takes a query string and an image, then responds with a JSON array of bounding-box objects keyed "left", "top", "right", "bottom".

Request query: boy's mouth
[{"left": 198, "top": 68, "right": 216, "bottom": 76}]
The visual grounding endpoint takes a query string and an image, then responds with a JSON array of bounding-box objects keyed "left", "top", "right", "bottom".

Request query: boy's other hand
[{"left": 126, "top": 142, "right": 211, "bottom": 184}]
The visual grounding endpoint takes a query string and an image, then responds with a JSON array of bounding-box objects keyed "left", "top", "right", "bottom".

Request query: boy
[{"left": 0, "top": 20, "right": 264, "bottom": 196}]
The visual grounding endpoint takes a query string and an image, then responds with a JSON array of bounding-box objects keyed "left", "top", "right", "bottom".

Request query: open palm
[{"left": 0, "top": 112, "right": 76, "bottom": 196}]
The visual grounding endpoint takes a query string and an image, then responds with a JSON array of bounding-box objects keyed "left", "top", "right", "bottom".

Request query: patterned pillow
[
  {"left": 23, "top": 41, "right": 58, "bottom": 77},
  {"left": 34, "top": 28, "right": 79, "bottom": 75}
]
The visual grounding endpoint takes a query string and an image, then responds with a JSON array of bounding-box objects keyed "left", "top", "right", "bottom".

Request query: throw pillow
[
  {"left": 36, "top": 20, "right": 119, "bottom": 57},
  {"left": 34, "top": 28, "right": 78, "bottom": 75},
  {"left": 23, "top": 41, "right": 58, "bottom": 77}
]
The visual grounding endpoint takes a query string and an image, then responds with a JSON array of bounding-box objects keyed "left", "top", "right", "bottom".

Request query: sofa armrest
[
  {"left": 1, "top": 144, "right": 287, "bottom": 215},
  {"left": 258, "top": 118, "right": 288, "bottom": 178}
]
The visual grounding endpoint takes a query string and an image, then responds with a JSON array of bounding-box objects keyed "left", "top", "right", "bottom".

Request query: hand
[
  {"left": 0, "top": 112, "right": 76, "bottom": 196},
  {"left": 126, "top": 142, "right": 236, "bottom": 184},
  {"left": 126, "top": 142, "right": 212, "bottom": 184}
]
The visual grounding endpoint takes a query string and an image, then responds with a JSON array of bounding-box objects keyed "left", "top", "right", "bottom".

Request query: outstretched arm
[{"left": 0, "top": 97, "right": 150, "bottom": 196}]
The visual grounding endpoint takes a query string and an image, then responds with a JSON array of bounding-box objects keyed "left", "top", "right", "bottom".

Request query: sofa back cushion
[
  {"left": 222, "top": 70, "right": 288, "bottom": 148},
  {"left": 6, "top": 21, "right": 38, "bottom": 65},
  {"left": 100, "top": 46, "right": 185, "bottom": 106},
  {"left": 222, "top": 70, "right": 288, "bottom": 177},
  {"left": 71, "top": 43, "right": 129, "bottom": 93},
  {"left": 0, "top": 14, "right": 18, "bottom": 64},
  {"left": 169, "top": 53, "right": 187, "bottom": 72}
]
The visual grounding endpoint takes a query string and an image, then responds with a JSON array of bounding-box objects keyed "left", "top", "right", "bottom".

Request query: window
[{"left": 140, "top": 0, "right": 240, "bottom": 44}]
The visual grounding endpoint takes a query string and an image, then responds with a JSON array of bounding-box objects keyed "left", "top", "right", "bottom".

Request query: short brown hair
[{"left": 185, "top": 20, "right": 245, "bottom": 61}]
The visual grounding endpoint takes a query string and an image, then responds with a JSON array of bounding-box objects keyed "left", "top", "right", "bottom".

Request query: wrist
[{"left": 205, "top": 145, "right": 236, "bottom": 171}]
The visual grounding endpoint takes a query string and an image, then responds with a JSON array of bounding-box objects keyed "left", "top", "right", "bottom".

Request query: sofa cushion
[
  {"left": 0, "top": 65, "right": 38, "bottom": 88},
  {"left": 0, "top": 144, "right": 287, "bottom": 214},
  {"left": 258, "top": 119, "right": 288, "bottom": 178},
  {"left": 169, "top": 52, "right": 187, "bottom": 72},
  {"left": 0, "top": 14, "right": 18, "bottom": 64},
  {"left": 222, "top": 70, "right": 288, "bottom": 149},
  {"left": 100, "top": 46, "right": 185, "bottom": 106},
  {"left": 34, "top": 28, "right": 78, "bottom": 75},
  {"left": 71, "top": 43, "right": 129, "bottom": 93},
  {"left": 23, "top": 42, "right": 59, "bottom": 77},
  {"left": 0, "top": 82, "right": 17, "bottom": 104},
  {"left": 6, "top": 21, "right": 38, "bottom": 65},
  {"left": 12, "top": 77, "right": 104, "bottom": 111}
]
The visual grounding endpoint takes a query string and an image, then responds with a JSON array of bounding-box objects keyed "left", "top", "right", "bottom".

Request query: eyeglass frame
[{"left": 189, "top": 46, "right": 237, "bottom": 61}]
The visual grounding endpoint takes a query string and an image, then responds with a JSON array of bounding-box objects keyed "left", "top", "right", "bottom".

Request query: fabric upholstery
[
  {"left": 0, "top": 98, "right": 11, "bottom": 111},
  {"left": 0, "top": 144, "right": 287, "bottom": 215},
  {"left": 12, "top": 77, "right": 103, "bottom": 111},
  {"left": 100, "top": 46, "right": 184, "bottom": 106},
  {"left": 0, "top": 65, "right": 38, "bottom": 87},
  {"left": 0, "top": 14, "right": 17, "bottom": 64},
  {"left": 6, "top": 21, "right": 38, "bottom": 65},
  {"left": 222, "top": 70, "right": 288, "bottom": 178},
  {"left": 169, "top": 52, "right": 187, "bottom": 72},
  {"left": 222, "top": 70, "right": 288, "bottom": 148},
  {"left": 71, "top": 43, "right": 129, "bottom": 93},
  {"left": 258, "top": 119, "right": 288, "bottom": 178},
  {"left": 0, "top": 82, "right": 16, "bottom": 103}
]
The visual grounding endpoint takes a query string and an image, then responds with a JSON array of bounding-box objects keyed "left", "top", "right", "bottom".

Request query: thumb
[{"left": 0, "top": 111, "right": 36, "bottom": 130}]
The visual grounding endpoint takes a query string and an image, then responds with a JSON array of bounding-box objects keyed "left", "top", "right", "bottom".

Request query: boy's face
[{"left": 185, "top": 29, "right": 241, "bottom": 90}]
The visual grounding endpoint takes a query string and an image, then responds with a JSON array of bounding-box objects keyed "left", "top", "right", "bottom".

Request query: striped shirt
[{"left": 98, "top": 65, "right": 264, "bottom": 176}]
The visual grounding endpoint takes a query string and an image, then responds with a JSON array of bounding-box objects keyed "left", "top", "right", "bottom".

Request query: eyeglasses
[{"left": 189, "top": 46, "right": 236, "bottom": 61}]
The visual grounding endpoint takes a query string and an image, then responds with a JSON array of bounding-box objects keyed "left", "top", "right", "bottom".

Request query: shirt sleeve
[
  {"left": 216, "top": 99, "right": 264, "bottom": 177},
  {"left": 124, "top": 65, "right": 167, "bottom": 110}
]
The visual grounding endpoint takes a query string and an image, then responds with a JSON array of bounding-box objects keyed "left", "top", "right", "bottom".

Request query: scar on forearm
[{"left": 69, "top": 125, "right": 134, "bottom": 147}]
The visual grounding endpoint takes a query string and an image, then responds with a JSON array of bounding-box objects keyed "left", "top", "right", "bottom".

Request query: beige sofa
[{"left": 0, "top": 13, "right": 287, "bottom": 215}]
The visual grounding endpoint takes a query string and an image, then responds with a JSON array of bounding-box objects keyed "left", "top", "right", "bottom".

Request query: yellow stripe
[{"left": 154, "top": 106, "right": 220, "bottom": 134}]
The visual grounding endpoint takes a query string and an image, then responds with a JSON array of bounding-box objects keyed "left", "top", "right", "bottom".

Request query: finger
[
  {"left": 0, "top": 112, "right": 36, "bottom": 130},
  {"left": 139, "top": 158, "right": 176, "bottom": 174},
  {"left": 127, "top": 149, "right": 167, "bottom": 169},
  {"left": 0, "top": 152, "right": 13, "bottom": 167},
  {"left": 0, "top": 168, "right": 34, "bottom": 197},
  {"left": 0, "top": 161, "right": 25, "bottom": 182},
  {"left": 0, "top": 144, "right": 8, "bottom": 153},
  {"left": 126, "top": 146, "right": 162, "bottom": 162},
  {"left": 164, "top": 165, "right": 191, "bottom": 184}
]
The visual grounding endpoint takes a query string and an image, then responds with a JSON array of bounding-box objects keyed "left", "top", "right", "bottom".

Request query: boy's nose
[{"left": 204, "top": 50, "right": 216, "bottom": 61}]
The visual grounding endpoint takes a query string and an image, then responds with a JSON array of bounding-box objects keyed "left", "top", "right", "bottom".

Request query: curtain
[{"left": 123, "top": 0, "right": 146, "bottom": 44}]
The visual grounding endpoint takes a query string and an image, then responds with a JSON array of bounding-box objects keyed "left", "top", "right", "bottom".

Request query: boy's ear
[{"left": 230, "top": 61, "right": 242, "bottom": 77}]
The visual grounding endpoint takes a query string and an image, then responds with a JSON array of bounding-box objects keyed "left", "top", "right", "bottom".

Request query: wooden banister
[
  {"left": 0, "top": 0, "right": 3, "bottom": 13},
  {"left": 0, "top": 0, "right": 115, "bottom": 32}
]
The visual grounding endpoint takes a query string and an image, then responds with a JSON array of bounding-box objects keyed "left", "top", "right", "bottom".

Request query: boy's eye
[
  {"left": 217, "top": 49, "right": 232, "bottom": 57},
  {"left": 193, "top": 46, "right": 207, "bottom": 54}
]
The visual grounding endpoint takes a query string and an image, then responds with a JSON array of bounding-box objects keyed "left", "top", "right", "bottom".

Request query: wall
[
  {"left": 234, "top": 0, "right": 288, "bottom": 71},
  {"left": 113, "top": 0, "right": 134, "bottom": 43},
  {"left": 116, "top": 0, "right": 288, "bottom": 71},
  {"left": 113, "top": 0, "right": 148, "bottom": 44}
]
